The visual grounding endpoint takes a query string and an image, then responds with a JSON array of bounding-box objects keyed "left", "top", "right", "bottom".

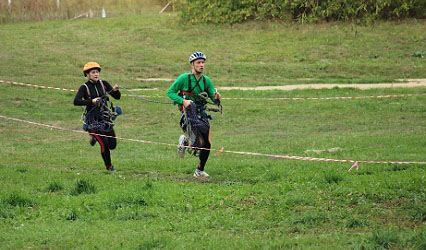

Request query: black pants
[
  {"left": 197, "top": 130, "right": 211, "bottom": 171},
  {"left": 89, "top": 129, "right": 117, "bottom": 168}
]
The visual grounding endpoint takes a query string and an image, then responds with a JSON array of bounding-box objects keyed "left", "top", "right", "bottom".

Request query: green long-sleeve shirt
[{"left": 167, "top": 73, "right": 217, "bottom": 108}]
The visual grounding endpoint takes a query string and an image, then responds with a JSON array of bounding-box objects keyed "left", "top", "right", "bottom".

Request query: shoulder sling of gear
[
  {"left": 178, "top": 74, "right": 206, "bottom": 111},
  {"left": 187, "top": 74, "right": 206, "bottom": 94},
  {"left": 84, "top": 80, "right": 107, "bottom": 99}
]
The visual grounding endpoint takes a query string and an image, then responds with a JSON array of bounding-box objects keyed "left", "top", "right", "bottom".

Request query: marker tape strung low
[
  {"left": 1, "top": 114, "right": 425, "bottom": 172},
  {"left": 0, "top": 80, "right": 76, "bottom": 92},
  {"left": 221, "top": 94, "right": 426, "bottom": 101},
  {"left": 2, "top": 80, "right": 426, "bottom": 101},
  {"left": 123, "top": 94, "right": 426, "bottom": 101}
]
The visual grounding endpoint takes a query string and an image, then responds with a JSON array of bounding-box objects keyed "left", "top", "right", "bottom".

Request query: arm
[
  {"left": 167, "top": 76, "right": 185, "bottom": 105},
  {"left": 103, "top": 81, "right": 121, "bottom": 100},
  {"left": 73, "top": 85, "right": 92, "bottom": 106},
  {"left": 205, "top": 77, "right": 220, "bottom": 104}
]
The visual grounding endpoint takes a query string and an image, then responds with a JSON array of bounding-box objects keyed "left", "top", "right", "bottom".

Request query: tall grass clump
[
  {"left": 291, "top": 212, "right": 328, "bottom": 226},
  {"left": 47, "top": 180, "right": 64, "bottom": 193},
  {"left": 369, "top": 230, "right": 401, "bottom": 249},
  {"left": 2, "top": 192, "right": 36, "bottom": 207},
  {"left": 70, "top": 179, "right": 96, "bottom": 195},
  {"left": 408, "top": 204, "right": 426, "bottom": 222},
  {"left": 0, "top": 206, "right": 16, "bottom": 219},
  {"left": 16, "top": 167, "right": 27, "bottom": 173},
  {"left": 111, "top": 195, "right": 148, "bottom": 209},
  {"left": 408, "top": 230, "right": 426, "bottom": 250},
  {"left": 137, "top": 239, "right": 166, "bottom": 250},
  {"left": 324, "top": 170, "right": 344, "bottom": 184},
  {"left": 65, "top": 208, "right": 79, "bottom": 221},
  {"left": 116, "top": 211, "right": 156, "bottom": 221},
  {"left": 346, "top": 217, "right": 370, "bottom": 229}
]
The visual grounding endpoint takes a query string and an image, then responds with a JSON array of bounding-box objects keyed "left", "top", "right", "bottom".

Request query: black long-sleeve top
[{"left": 73, "top": 80, "right": 121, "bottom": 110}]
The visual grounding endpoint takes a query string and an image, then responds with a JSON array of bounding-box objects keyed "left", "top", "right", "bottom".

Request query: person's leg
[
  {"left": 104, "top": 129, "right": 116, "bottom": 171},
  {"left": 107, "top": 129, "right": 117, "bottom": 150},
  {"left": 179, "top": 112, "right": 186, "bottom": 133},
  {"left": 177, "top": 112, "right": 188, "bottom": 158},
  {"left": 197, "top": 129, "right": 211, "bottom": 171},
  {"left": 90, "top": 130, "right": 113, "bottom": 170},
  {"left": 90, "top": 134, "right": 96, "bottom": 146}
]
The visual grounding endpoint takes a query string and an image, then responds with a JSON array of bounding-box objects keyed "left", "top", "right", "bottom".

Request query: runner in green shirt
[{"left": 167, "top": 52, "right": 221, "bottom": 177}]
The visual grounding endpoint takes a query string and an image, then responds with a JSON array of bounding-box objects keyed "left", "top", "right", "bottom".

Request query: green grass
[
  {"left": 0, "top": 13, "right": 424, "bottom": 88},
  {"left": 0, "top": 9, "right": 425, "bottom": 250},
  {"left": 1, "top": 83, "right": 425, "bottom": 249}
]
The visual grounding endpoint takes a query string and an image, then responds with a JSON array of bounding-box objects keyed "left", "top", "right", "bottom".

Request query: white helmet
[{"left": 189, "top": 52, "right": 206, "bottom": 64}]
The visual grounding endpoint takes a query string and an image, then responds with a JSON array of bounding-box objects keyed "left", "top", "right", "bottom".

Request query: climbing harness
[
  {"left": 82, "top": 98, "right": 115, "bottom": 133},
  {"left": 182, "top": 102, "right": 210, "bottom": 157},
  {"left": 178, "top": 74, "right": 223, "bottom": 157},
  {"left": 81, "top": 80, "right": 121, "bottom": 133},
  {"left": 179, "top": 74, "right": 222, "bottom": 112}
]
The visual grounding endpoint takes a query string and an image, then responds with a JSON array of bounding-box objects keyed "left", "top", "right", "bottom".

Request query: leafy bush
[{"left": 176, "top": 0, "right": 426, "bottom": 24}]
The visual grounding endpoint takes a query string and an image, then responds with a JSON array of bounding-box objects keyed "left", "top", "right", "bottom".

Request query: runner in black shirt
[{"left": 74, "top": 62, "right": 121, "bottom": 171}]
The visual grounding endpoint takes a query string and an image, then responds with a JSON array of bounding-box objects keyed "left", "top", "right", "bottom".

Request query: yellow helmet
[{"left": 83, "top": 62, "right": 101, "bottom": 76}]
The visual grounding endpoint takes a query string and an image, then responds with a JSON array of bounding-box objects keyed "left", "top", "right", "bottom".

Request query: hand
[
  {"left": 182, "top": 99, "right": 192, "bottom": 109},
  {"left": 112, "top": 84, "right": 119, "bottom": 91},
  {"left": 92, "top": 97, "right": 101, "bottom": 104},
  {"left": 214, "top": 91, "right": 221, "bottom": 100}
]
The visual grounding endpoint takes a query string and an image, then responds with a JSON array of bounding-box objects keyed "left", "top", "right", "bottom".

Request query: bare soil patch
[{"left": 219, "top": 79, "right": 426, "bottom": 91}]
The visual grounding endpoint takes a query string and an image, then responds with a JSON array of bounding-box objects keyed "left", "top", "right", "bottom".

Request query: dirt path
[{"left": 219, "top": 79, "right": 426, "bottom": 91}]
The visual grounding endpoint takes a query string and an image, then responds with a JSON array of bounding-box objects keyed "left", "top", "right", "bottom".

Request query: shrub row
[{"left": 176, "top": 0, "right": 426, "bottom": 24}]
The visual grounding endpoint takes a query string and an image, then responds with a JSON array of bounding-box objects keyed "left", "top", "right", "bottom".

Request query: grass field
[
  {"left": 0, "top": 5, "right": 426, "bottom": 250},
  {"left": 0, "top": 11, "right": 424, "bottom": 88}
]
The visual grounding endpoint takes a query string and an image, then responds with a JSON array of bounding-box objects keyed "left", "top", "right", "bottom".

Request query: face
[
  {"left": 87, "top": 69, "right": 100, "bottom": 82},
  {"left": 191, "top": 59, "right": 205, "bottom": 73}
]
